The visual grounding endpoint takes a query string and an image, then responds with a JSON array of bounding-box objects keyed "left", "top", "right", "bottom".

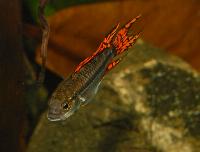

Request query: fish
[{"left": 47, "top": 15, "right": 141, "bottom": 121}]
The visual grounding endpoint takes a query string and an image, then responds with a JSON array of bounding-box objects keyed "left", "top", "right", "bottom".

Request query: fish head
[{"left": 47, "top": 91, "right": 81, "bottom": 121}]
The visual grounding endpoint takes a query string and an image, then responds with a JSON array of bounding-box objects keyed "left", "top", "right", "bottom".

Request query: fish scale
[{"left": 71, "top": 48, "right": 113, "bottom": 99}]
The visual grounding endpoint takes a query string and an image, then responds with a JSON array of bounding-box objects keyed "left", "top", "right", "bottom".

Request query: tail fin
[
  {"left": 113, "top": 14, "right": 141, "bottom": 56},
  {"left": 104, "top": 15, "right": 141, "bottom": 72},
  {"left": 74, "top": 15, "right": 141, "bottom": 73}
]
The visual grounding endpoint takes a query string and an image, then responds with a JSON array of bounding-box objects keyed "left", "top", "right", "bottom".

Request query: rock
[{"left": 27, "top": 40, "right": 200, "bottom": 152}]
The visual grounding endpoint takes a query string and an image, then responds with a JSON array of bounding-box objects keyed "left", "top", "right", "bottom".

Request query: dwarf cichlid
[{"left": 47, "top": 15, "right": 141, "bottom": 121}]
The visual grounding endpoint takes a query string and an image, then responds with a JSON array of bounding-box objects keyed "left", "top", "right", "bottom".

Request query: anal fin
[{"left": 106, "top": 58, "right": 123, "bottom": 72}]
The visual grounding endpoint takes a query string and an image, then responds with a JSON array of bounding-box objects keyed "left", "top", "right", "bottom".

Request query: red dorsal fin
[
  {"left": 74, "top": 15, "right": 141, "bottom": 74},
  {"left": 74, "top": 24, "right": 119, "bottom": 73},
  {"left": 96, "top": 23, "right": 119, "bottom": 54}
]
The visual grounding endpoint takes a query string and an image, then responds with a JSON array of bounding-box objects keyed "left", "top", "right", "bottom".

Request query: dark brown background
[{"left": 0, "top": 0, "right": 26, "bottom": 152}]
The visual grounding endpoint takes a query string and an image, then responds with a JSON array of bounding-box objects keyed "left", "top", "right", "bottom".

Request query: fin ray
[
  {"left": 74, "top": 24, "right": 120, "bottom": 73},
  {"left": 75, "top": 15, "right": 141, "bottom": 73},
  {"left": 106, "top": 58, "right": 122, "bottom": 72},
  {"left": 113, "top": 14, "right": 141, "bottom": 55}
]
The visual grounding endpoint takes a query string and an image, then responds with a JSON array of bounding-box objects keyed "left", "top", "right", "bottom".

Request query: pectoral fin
[{"left": 78, "top": 82, "right": 101, "bottom": 106}]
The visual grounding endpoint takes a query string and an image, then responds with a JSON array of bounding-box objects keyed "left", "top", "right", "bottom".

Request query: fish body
[{"left": 47, "top": 15, "right": 141, "bottom": 121}]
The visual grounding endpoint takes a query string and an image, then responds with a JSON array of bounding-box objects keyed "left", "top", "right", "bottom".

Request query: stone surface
[{"left": 28, "top": 41, "right": 200, "bottom": 152}]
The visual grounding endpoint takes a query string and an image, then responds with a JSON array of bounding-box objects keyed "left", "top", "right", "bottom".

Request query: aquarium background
[{"left": 0, "top": 0, "right": 199, "bottom": 152}]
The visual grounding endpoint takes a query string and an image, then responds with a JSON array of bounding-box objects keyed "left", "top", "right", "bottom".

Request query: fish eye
[{"left": 62, "top": 102, "right": 69, "bottom": 110}]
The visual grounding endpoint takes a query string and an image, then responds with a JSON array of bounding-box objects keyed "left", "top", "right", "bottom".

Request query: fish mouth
[
  {"left": 47, "top": 100, "right": 82, "bottom": 121},
  {"left": 47, "top": 108, "right": 64, "bottom": 121},
  {"left": 47, "top": 112, "right": 73, "bottom": 121},
  {"left": 47, "top": 108, "right": 73, "bottom": 121},
  {"left": 47, "top": 112, "right": 62, "bottom": 121}
]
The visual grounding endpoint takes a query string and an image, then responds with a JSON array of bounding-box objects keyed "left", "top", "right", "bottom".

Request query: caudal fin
[
  {"left": 113, "top": 15, "right": 141, "bottom": 56},
  {"left": 74, "top": 15, "right": 141, "bottom": 73},
  {"left": 104, "top": 15, "right": 141, "bottom": 72}
]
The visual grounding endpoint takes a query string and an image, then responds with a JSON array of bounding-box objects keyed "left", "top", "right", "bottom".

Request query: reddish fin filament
[
  {"left": 113, "top": 14, "right": 141, "bottom": 55},
  {"left": 74, "top": 23, "right": 119, "bottom": 73},
  {"left": 74, "top": 15, "right": 141, "bottom": 73},
  {"left": 106, "top": 58, "right": 122, "bottom": 72}
]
